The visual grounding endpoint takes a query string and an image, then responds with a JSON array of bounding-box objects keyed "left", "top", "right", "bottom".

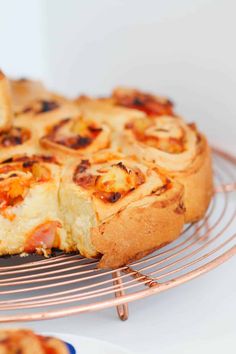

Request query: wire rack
[{"left": 0, "top": 147, "right": 235, "bottom": 323}]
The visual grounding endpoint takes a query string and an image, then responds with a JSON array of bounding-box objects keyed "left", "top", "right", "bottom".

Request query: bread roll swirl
[
  {"left": 40, "top": 115, "right": 111, "bottom": 158},
  {"left": 119, "top": 115, "right": 213, "bottom": 222},
  {"left": 60, "top": 150, "right": 185, "bottom": 267},
  {"left": 122, "top": 116, "right": 199, "bottom": 171}
]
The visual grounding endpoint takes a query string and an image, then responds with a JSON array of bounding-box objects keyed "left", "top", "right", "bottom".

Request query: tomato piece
[{"left": 25, "top": 221, "right": 61, "bottom": 253}]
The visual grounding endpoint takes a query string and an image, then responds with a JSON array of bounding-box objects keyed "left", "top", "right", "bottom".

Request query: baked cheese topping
[
  {"left": 42, "top": 116, "right": 110, "bottom": 152},
  {"left": 0, "top": 127, "right": 31, "bottom": 147},
  {"left": 73, "top": 159, "right": 146, "bottom": 203},
  {"left": 0, "top": 156, "right": 55, "bottom": 210},
  {"left": 113, "top": 87, "right": 174, "bottom": 116}
]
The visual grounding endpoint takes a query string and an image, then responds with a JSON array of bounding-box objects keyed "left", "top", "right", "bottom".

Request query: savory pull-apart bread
[
  {"left": 119, "top": 115, "right": 213, "bottom": 222},
  {"left": 0, "top": 71, "right": 13, "bottom": 130},
  {"left": 40, "top": 114, "right": 111, "bottom": 159},
  {"left": 0, "top": 155, "right": 70, "bottom": 257},
  {"left": 0, "top": 73, "right": 213, "bottom": 268},
  {"left": 59, "top": 150, "right": 185, "bottom": 268},
  {"left": 0, "top": 329, "right": 70, "bottom": 354}
]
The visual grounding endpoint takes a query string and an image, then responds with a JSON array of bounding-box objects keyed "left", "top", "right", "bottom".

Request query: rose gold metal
[
  {"left": 214, "top": 183, "right": 236, "bottom": 193},
  {"left": 0, "top": 147, "right": 235, "bottom": 323},
  {"left": 112, "top": 271, "right": 129, "bottom": 321},
  {"left": 123, "top": 267, "right": 159, "bottom": 288}
]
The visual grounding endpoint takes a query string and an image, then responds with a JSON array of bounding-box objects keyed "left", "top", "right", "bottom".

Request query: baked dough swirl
[
  {"left": 15, "top": 95, "right": 80, "bottom": 138},
  {"left": 120, "top": 115, "right": 213, "bottom": 222},
  {"left": 40, "top": 115, "right": 111, "bottom": 158},
  {"left": 59, "top": 151, "right": 185, "bottom": 268}
]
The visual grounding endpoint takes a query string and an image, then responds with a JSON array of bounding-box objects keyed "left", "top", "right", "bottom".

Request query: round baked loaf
[{"left": 0, "top": 72, "right": 213, "bottom": 268}]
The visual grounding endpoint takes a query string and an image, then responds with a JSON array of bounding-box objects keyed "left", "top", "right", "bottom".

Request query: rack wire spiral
[{"left": 0, "top": 147, "right": 235, "bottom": 322}]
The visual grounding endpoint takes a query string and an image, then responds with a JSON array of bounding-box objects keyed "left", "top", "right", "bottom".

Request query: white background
[{"left": 0, "top": 0, "right": 236, "bottom": 353}]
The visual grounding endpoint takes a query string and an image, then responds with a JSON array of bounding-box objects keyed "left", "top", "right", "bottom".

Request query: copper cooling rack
[{"left": 0, "top": 147, "right": 235, "bottom": 322}]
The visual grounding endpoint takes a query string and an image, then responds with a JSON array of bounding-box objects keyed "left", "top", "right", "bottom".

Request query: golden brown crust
[
  {"left": 91, "top": 181, "right": 185, "bottom": 268},
  {"left": 170, "top": 135, "right": 213, "bottom": 222},
  {"left": 0, "top": 71, "right": 13, "bottom": 130}
]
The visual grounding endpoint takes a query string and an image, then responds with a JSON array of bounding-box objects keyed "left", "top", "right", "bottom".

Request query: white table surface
[{"left": 1, "top": 252, "right": 235, "bottom": 354}]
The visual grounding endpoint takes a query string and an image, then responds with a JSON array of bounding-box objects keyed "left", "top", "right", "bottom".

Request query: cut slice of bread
[{"left": 0, "top": 155, "right": 71, "bottom": 257}]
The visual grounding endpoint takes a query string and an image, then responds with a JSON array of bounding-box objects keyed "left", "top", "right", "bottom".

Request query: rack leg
[{"left": 112, "top": 270, "right": 129, "bottom": 321}]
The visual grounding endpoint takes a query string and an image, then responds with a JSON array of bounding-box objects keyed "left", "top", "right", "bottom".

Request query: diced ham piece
[{"left": 25, "top": 221, "right": 61, "bottom": 252}]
